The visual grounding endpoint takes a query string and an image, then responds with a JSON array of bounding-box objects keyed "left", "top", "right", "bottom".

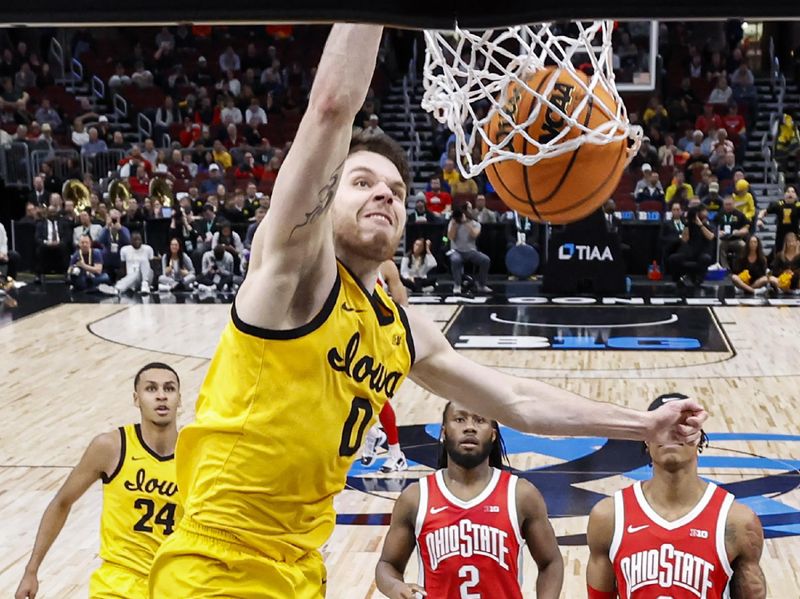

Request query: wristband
[{"left": 587, "top": 584, "right": 615, "bottom": 599}]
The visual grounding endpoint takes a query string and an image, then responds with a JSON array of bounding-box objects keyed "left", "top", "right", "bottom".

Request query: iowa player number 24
[{"left": 133, "top": 498, "right": 177, "bottom": 535}]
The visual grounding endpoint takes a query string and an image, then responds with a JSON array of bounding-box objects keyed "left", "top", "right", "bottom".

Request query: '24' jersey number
[{"left": 133, "top": 498, "right": 177, "bottom": 535}]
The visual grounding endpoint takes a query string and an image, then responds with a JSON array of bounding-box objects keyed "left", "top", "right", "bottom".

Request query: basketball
[{"left": 483, "top": 66, "right": 629, "bottom": 224}]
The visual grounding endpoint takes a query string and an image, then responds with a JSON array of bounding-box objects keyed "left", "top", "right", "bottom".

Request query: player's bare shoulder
[
  {"left": 514, "top": 477, "right": 547, "bottom": 516},
  {"left": 394, "top": 480, "right": 421, "bottom": 519},
  {"left": 724, "top": 500, "right": 764, "bottom": 559},
  {"left": 87, "top": 429, "right": 124, "bottom": 479},
  {"left": 587, "top": 496, "right": 616, "bottom": 547}
]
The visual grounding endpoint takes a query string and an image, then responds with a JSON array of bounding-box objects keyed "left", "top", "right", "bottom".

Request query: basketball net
[{"left": 422, "top": 21, "right": 643, "bottom": 178}]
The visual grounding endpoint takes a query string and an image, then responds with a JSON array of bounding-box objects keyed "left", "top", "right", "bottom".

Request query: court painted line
[{"left": 488, "top": 312, "right": 679, "bottom": 329}]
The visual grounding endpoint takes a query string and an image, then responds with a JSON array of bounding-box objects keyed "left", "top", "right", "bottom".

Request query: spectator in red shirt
[
  {"left": 424, "top": 177, "right": 453, "bottom": 214},
  {"left": 695, "top": 103, "right": 723, "bottom": 135},
  {"left": 721, "top": 103, "right": 747, "bottom": 146},
  {"left": 119, "top": 145, "right": 153, "bottom": 177},
  {"left": 234, "top": 151, "right": 266, "bottom": 181},
  {"left": 178, "top": 117, "right": 201, "bottom": 148},
  {"left": 128, "top": 165, "right": 151, "bottom": 197},
  {"left": 261, "top": 156, "right": 282, "bottom": 186}
]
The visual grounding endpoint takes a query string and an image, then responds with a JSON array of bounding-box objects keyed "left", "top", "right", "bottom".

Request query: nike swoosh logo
[
  {"left": 342, "top": 303, "right": 366, "bottom": 313},
  {"left": 627, "top": 524, "right": 649, "bottom": 533},
  {"left": 430, "top": 506, "right": 449, "bottom": 514},
  {"left": 131, "top": 456, "right": 145, "bottom": 461}
]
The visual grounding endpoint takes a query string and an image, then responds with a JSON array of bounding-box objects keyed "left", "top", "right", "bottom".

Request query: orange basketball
[{"left": 483, "top": 66, "right": 629, "bottom": 224}]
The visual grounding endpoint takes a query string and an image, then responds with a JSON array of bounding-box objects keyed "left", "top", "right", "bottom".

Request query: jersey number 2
[
  {"left": 339, "top": 397, "right": 373, "bottom": 457},
  {"left": 133, "top": 498, "right": 177, "bottom": 535},
  {"left": 459, "top": 564, "right": 480, "bottom": 598}
]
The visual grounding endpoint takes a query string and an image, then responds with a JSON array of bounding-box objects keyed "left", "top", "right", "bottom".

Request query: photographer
[
  {"left": 212, "top": 221, "right": 245, "bottom": 274},
  {"left": 400, "top": 238, "right": 438, "bottom": 293},
  {"left": 198, "top": 244, "right": 235, "bottom": 292},
  {"left": 447, "top": 202, "right": 492, "bottom": 295},
  {"left": 667, "top": 204, "right": 716, "bottom": 287},
  {"left": 97, "top": 209, "right": 131, "bottom": 281},
  {"left": 169, "top": 204, "right": 195, "bottom": 253}
]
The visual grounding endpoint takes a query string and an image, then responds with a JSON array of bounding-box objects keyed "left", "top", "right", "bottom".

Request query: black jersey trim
[
  {"left": 102, "top": 427, "right": 126, "bottom": 484},
  {"left": 337, "top": 259, "right": 396, "bottom": 326},
  {"left": 135, "top": 423, "right": 175, "bottom": 462},
  {"left": 231, "top": 272, "right": 341, "bottom": 340},
  {"left": 396, "top": 305, "right": 416, "bottom": 366}
]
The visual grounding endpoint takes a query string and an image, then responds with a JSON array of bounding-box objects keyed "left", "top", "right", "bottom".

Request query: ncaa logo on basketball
[
  {"left": 539, "top": 82, "right": 575, "bottom": 144},
  {"left": 557, "top": 243, "right": 613, "bottom": 261}
]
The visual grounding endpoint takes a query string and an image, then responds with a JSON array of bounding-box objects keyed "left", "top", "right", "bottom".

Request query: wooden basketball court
[{"left": 1, "top": 299, "right": 799, "bottom": 597}]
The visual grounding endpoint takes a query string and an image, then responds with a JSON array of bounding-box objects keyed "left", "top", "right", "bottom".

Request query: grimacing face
[
  {"left": 646, "top": 436, "right": 701, "bottom": 473},
  {"left": 331, "top": 151, "right": 407, "bottom": 264}
]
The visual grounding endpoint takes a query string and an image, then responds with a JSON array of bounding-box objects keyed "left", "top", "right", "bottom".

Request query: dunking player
[
  {"left": 362, "top": 258, "right": 410, "bottom": 472},
  {"left": 587, "top": 394, "right": 766, "bottom": 599},
  {"left": 149, "top": 24, "right": 706, "bottom": 598},
  {"left": 15, "top": 363, "right": 182, "bottom": 599},
  {"left": 376, "top": 402, "right": 563, "bottom": 598}
]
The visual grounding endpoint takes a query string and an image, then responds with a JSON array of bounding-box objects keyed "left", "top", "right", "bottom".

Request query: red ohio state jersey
[
  {"left": 415, "top": 468, "right": 524, "bottom": 599},
  {"left": 610, "top": 481, "right": 735, "bottom": 599}
]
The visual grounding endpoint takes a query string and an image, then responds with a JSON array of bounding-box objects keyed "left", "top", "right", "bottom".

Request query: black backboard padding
[{"left": 0, "top": 0, "right": 796, "bottom": 27}]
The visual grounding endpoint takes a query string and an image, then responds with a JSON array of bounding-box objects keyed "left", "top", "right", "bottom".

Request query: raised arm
[
  {"left": 15, "top": 432, "right": 119, "bottom": 599},
  {"left": 726, "top": 503, "right": 766, "bottom": 599},
  {"left": 236, "top": 24, "right": 384, "bottom": 330},
  {"left": 517, "top": 480, "right": 563, "bottom": 599},
  {"left": 586, "top": 498, "right": 618, "bottom": 598},
  {"left": 375, "top": 483, "right": 427, "bottom": 599},
  {"left": 406, "top": 308, "right": 706, "bottom": 443}
]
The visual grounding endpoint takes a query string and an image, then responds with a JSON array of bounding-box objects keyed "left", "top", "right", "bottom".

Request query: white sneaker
[
  {"left": 476, "top": 284, "right": 493, "bottom": 294},
  {"left": 452, "top": 285, "right": 461, "bottom": 295},
  {"left": 754, "top": 287, "right": 767, "bottom": 296},
  {"left": 360, "top": 426, "right": 387, "bottom": 467},
  {"left": 97, "top": 283, "right": 119, "bottom": 296},
  {"left": 158, "top": 283, "right": 173, "bottom": 293},
  {"left": 197, "top": 284, "right": 216, "bottom": 294},
  {"left": 140, "top": 281, "right": 151, "bottom": 295},
  {"left": 380, "top": 453, "right": 408, "bottom": 473},
  {"left": 421, "top": 285, "right": 435, "bottom": 294}
]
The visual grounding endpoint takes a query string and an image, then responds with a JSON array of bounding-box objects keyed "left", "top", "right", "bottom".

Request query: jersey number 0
[{"left": 339, "top": 397, "right": 373, "bottom": 457}]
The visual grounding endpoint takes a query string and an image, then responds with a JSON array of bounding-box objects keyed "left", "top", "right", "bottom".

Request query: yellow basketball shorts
[
  {"left": 148, "top": 518, "right": 327, "bottom": 599},
  {"left": 90, "top": 562, "right": 148, "bottom": 599}
]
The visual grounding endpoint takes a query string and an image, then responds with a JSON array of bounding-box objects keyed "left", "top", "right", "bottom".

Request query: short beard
[
  {"left": 444, "top": 435, "right": 493, "bottom": 470},
  {"left": 334, "top": 224, "right": 398, "bottom": 264}
]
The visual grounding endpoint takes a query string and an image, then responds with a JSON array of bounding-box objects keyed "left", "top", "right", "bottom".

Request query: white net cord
[{"left": 422, "top": 21, "right": 643, "bottom": 179}]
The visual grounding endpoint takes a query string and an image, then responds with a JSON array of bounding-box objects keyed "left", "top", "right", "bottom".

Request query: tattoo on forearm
[
  {"left": 729, "top": 517, "right": 766, "bottom": 599},
  {"left": 731, "top": 562, "right": 767, "bottom": 599},
  {"left": 290, "top": 160, "right": 344, "bottom": 238}
]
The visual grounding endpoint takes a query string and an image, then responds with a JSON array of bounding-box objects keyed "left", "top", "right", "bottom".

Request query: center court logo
[{"left": 558, "top": 243, "right": 613, "bottom": 261}]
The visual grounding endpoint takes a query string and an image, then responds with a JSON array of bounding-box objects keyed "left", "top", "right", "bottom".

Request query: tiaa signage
[{"left": 557, "top": 243, "right": 614, "bottom": 261}]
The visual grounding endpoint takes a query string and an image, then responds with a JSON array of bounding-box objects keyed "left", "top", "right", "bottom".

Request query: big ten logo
[
  {"left": 453, "top": 335, "right": 701, "bottom": 350},
  {"left": 690, "top": 528, "right": 709, "bottom": 539},
  {"left": 495, "top": 86, "right": 523, "bottom": 143},
  {"left": 539, "top": 82, "right": 575, "bottom": 144}
]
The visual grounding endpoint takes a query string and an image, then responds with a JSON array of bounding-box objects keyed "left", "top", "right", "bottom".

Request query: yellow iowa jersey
[
  {"left": 99, "top": 424, "right": 182, "bottom": 576},
  {"left": 176, "top": 260, "right": 415, "bottom": 561}
]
